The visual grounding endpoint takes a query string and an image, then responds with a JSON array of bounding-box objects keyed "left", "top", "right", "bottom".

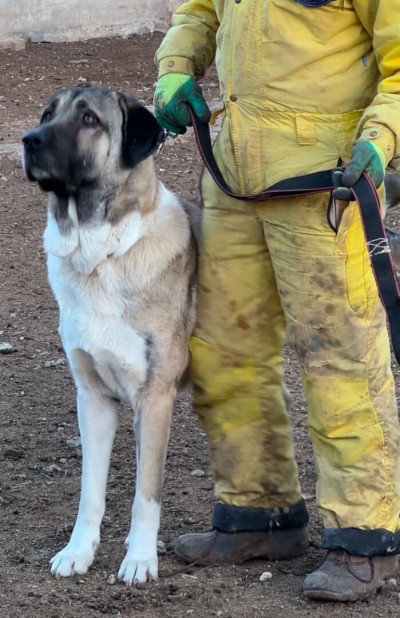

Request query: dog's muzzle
[
  {"left": 22, "top": 126, "right": 74, "bottom": 198},
  {"left": 23, "top": 128, "right": 45, "bottom": 153},
  {"left": 22, "top": 127, "right": 55, "bottom": 182},
  {"left": 23, "top": 129, "right": 44, "bottom": 179}
]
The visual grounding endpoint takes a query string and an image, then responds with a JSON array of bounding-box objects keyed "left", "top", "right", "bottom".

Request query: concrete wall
[{"left": 0, "top": 0, "right": 182, "bottom": 42}]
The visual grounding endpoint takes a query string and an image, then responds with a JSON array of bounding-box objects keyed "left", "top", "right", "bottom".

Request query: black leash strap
[{"left": 188, "top": 108, "right": 400, "bottom": 364}]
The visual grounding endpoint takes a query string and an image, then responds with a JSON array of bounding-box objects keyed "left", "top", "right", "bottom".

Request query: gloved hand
[
  {"left": 332, "top": 141, "right": 386, "bottom": 200},
  {"left": 154, "top": 73, "right": 211, "bottom": 135}
]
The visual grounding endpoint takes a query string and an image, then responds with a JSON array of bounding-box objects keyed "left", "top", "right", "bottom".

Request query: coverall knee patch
[
  {"left": 307, "top": 378, "right": 385, "bottom": 467},
  {"left": 310, "top": 420, "right": 383, "bottom": 467}
]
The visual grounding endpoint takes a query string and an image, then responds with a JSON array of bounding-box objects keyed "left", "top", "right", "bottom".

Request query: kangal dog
[{"left": 23, "top": 87, "right": 199, "bottom": 584}]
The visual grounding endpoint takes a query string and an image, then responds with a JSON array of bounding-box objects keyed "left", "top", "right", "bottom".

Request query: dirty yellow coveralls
[{"left": 156, "top": 0, "right": 400, "bottom": 554}]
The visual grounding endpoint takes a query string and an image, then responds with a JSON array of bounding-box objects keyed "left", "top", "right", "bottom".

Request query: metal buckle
[
  {"left": 154, "top": 130, "right": 179, "bottom": 160},
  {"left": 165, "top": 130, "right": 179, "bottom": 140},
  {"left": 154, "top": 140, "right": 165, "bottom": 160}
]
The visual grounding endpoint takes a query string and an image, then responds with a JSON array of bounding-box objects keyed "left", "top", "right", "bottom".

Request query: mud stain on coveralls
[{"left": 237, "top": 315, "right": 250, "bottom": 330}]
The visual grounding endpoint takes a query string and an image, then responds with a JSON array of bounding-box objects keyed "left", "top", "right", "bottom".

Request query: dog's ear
[{"left": 118, "top": 92, "right": 165, "bottom": 169}]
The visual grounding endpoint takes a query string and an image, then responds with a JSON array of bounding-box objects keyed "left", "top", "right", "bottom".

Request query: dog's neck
[
  {"left": 106, "top": 157, "right": 158, "bottom": 225},
  {"left": 44, "top": 156, "right": 161, "bottom": 274},
  {"left": 49, "top": 157, "right": 158, "bottom": 229}
]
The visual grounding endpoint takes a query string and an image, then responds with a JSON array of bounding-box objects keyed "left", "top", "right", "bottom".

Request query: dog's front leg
[
  {"left": 50, "top": 390, "right": 118, "bottom": 577},
  {"left": 118, "top": 387, "right": 175, "bottom": 585}
]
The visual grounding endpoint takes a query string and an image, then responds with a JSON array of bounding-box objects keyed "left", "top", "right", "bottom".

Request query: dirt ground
[{"left": 1, "top": 33, "right": 400, "bottom": 618}]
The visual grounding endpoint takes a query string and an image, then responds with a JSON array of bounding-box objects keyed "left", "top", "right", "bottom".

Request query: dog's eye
[
  {"left": 41, "top": 109, "right": 53, "bottom": 123},
  {"left": 83, "top": 112, "right": 99, "bottom": 127}
]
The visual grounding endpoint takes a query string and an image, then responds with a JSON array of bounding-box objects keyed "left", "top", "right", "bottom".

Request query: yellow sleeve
[
  {"left": 354, "top": 0, "right": 400, "bottom": 169},
  {"left": 155, "top": 1, "right": 219, "bottom": 80}
]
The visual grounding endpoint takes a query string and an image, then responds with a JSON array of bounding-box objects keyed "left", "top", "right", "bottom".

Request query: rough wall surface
[{"left": 0, "top": 0, "right": 183, "bottom": 42}]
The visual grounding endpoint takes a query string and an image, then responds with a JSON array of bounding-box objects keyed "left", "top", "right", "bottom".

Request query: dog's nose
[{"left": 22, "top": 129, "right": 44, "bottom": 151}]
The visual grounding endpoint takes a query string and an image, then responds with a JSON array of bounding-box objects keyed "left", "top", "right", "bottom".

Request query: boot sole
[
  {"left": 304, "top": 586, "right": 382, "bottom": 603},
  {"left": 175, "top": 543, "right": 308, "bottom": 566}
]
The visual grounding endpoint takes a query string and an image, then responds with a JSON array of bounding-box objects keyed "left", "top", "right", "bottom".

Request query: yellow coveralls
[{"left": 156, "top": 0, "right": 400, "bottom": 555}]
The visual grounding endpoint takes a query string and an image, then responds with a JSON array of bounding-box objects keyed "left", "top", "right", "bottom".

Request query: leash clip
[
  {"left": 154, "top": 140, "right": 165, "bottom": 159},
  {"left": 154, "top": 129, "right": 179, "bottom": 159},
  {"left": 165, "top": 129, "right": 180, "bottom": 140}
]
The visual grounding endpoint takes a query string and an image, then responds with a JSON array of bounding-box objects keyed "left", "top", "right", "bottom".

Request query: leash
[{"left": 187, "top": 107, "right": 400, "bottom": 364}]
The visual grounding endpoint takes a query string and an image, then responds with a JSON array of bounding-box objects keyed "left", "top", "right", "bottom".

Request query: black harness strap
[{"left": 188, "top": 108, "right": 400, "bottom": 364}]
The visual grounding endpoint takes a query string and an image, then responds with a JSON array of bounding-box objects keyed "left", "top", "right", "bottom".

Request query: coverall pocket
[{"left": 334, "top": 203, "right": 374, "bottom": 319}]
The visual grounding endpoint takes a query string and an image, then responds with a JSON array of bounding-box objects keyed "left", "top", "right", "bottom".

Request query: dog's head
[{"left": 22, "top": 87, "right": 165, "bottom": 198}]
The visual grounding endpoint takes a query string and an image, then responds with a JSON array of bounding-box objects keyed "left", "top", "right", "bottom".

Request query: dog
[{"left": 22, "top": 87, "right": 200, "bottom": 584}]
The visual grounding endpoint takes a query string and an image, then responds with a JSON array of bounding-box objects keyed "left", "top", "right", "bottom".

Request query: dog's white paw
[
  {"left": 118, "top": 553, "right": 158, "bottom": 585},
  {"left": 50, "top": 538, "right": 98, "bottom": 578}
]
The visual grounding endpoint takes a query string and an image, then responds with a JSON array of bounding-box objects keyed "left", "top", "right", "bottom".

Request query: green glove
[
  {"left": 154, "top": 73, "right": 211, "bottom": 135},
  {"left": 333, "top": 141, "right": 386, "bottom": 200}
]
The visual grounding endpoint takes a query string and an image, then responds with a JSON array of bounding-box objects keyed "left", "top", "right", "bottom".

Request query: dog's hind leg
[
  {"left": 50, "top": 389, "right": 118, "bottom": 578},
  {"left": 118, "top": 386, "right": 175, "bottom": 585}
]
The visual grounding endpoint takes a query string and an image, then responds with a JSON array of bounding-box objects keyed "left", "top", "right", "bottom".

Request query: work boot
[
  {"left": 303, "top": 550, "right": 398, "bottom": 602},
  {"left": 175, "top": 526, "right": 308, "bottom": 566}
]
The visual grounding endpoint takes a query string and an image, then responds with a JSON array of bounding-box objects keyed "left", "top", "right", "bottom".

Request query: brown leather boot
[
  {"left": 303, "top": 550, "right": 398, "bottom": 602},
  {"left": 175, "top": 526, "right": 308, "bottom": 566}
]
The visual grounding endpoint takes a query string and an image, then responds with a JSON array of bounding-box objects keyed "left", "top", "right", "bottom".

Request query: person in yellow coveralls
[{"left": 154, "top": 0, "right": 400, "bottom": 602}]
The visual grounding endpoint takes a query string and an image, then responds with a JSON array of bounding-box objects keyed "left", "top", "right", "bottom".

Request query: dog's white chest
[
  {"left": 47, "top": 254, "right": 148, "bottom": 402},
  {"left": 43, "top": 198, "right": 144, "bottom": 275}
]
